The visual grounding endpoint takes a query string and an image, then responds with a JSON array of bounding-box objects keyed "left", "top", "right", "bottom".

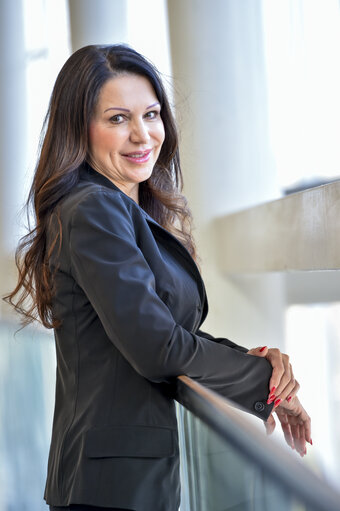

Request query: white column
[
  {"left": 167, "top": 0, "right": 285, "bottom": 348},
  {"left": 0, "top": 0, "right": 29, "bottom": 318},
  {"left": 0, "top": 0, "right": 27, "bottom": 257},
  {"left": 68, "top": 0, "right": 128, "bottom": 52}
]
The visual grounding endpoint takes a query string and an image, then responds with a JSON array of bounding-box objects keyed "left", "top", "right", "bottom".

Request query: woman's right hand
[
  {"left": 265, "top": 396, "right": 312, "bottom": 456},
  {"left": 247, "top": 346, "right": 300, "bottom": 405}
]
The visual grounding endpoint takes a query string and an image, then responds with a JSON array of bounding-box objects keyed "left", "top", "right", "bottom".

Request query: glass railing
[
  {"left": 175, "top": 375, "right": 340, "bottom": 511},
  {"left": 0, "top": 320, "right": 55, "bottom": 511},
  {"left": 2, "top": 318, "right": 340, "bottom": 511}
]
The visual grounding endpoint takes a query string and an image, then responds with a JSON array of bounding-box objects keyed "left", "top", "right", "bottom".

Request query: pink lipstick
[{"left": 122, "top": 149, "right": 152, "bottom": 163}]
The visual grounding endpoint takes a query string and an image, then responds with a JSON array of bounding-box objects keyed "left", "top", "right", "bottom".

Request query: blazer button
[{"left": 254, "top": 401, "right": 265, "bottom": 412}]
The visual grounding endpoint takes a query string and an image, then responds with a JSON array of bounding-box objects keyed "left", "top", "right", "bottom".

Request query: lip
[{"left": 122, "top": 149, "right": 152, "bottom": 163}]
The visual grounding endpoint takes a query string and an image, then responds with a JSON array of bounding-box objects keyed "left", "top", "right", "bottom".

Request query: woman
[{"left": 5, "top": 45, "right": 311, "bottom": 511}]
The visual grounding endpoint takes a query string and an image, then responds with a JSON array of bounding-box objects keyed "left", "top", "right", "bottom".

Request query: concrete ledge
[{"left": 214, "top": 181, "right": 340, "bottom": 272}]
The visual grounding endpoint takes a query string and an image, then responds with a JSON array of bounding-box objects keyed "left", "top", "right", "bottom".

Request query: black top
[{"left": 44, "top": 164, "right": 274, "bottom": 510}]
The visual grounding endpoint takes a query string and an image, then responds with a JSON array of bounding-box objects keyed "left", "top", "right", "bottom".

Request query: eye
[
  {"left": 144, "top": 110, "right": 160, "bottom": 120},
  {"left": 109, "top": 114, "right": 125, "bottom": 124}
]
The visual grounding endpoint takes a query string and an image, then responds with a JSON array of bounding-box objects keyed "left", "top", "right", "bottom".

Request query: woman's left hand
[
  {"left": 247, "top": 346, "right": 300, "bottom": 405},
  {"left": 264, "top": 396, "right": 312, "bottom": 457}
]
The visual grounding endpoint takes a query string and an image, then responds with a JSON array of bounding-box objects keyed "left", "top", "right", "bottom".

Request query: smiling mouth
[{"left": 122, "top": 150, "right": 152, "bottom": 163}]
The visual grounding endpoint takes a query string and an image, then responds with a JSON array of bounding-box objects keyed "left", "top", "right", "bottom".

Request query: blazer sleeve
[
  {"left": 196, "top": 329, "right": 248, "bottom": 353},
  {"left": 68, "top": 190, "right": 273, "bottom": 420}
]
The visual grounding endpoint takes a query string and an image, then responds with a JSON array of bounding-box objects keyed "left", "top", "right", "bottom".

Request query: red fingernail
[
  {"left": 287, "top": 396, "right": 292, "bottom": 402},
  {"left": 267, "top": 395, "right": 276, "bottom": 404},
  {"left": 274, "top": 398, "right": 282, "bottom": 407},
  {"left": 309, "top": 439, "right": 313, "bottom": 446},
  {"left": 260, "top": 346, "right": 267, "bottom": 352},
  {"left": 271, "top": 386, "right": 276, "bottom": 394}
]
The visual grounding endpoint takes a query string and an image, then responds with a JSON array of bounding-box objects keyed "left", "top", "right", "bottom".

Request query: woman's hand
[
  {"left": 247, "top": 346, "right": 300, "bottom": 405},
  {"left": 264, "top": 396, "right": 312, "bottom": 457}
]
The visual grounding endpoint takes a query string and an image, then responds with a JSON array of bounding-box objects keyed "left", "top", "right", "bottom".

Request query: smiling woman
[
  {"left": 4, "top": 44, "right": 311, "bottom": 511},
  {"left": 88, "top": 74, "right": 165, "bottom": 203}
]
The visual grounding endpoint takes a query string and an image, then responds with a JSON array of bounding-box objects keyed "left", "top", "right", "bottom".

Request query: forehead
[{"left": 97, "top": 74, "right": 158, "bottom": 111}]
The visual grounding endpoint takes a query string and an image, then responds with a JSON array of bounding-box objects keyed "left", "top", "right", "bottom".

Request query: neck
[{"left": 89, "top": 163, "right": 139, "bottom": 204}]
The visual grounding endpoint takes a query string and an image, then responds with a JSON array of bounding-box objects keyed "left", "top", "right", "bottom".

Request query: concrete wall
[{"left": 167, "top": 0, "right": 285, "bottom": 348}]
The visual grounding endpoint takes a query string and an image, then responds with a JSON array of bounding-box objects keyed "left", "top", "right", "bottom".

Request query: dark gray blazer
[{"left": 44, "top": 164, "right": 274, "bottom": 510}]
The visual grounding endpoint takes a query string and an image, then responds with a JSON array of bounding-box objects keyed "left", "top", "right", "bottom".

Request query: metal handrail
[{"left": 176, "top": 375, "right": 340, "bottom": 511}]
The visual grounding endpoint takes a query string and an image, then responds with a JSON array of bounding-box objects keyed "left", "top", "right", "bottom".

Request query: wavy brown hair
[{"left": 4, "top": 44, "right": 197, "bottom": 329}]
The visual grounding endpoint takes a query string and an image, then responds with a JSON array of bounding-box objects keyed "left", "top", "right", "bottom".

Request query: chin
[{"left": 132, "top": 168, "right": 154, "bottom": 183}]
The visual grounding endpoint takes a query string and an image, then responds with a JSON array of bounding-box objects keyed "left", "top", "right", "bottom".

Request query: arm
[
  {"left": 68, "top": 190, "right": 274, "bottom": 420},
  {"left": 197, "top": 336, "right": 301, "bottom": 405},
  {"left": 196, "top": 329, "right": 248, "bottom": 353}
]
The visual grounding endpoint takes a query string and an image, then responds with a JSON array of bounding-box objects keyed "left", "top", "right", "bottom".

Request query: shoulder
[
  {"left": 59, "top": 181, "right": 131, "bottom": 217},
  {"left": 59, "top": 181, "right": 145, "bottom": 234}
]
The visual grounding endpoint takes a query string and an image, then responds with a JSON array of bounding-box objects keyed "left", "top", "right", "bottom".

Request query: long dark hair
[{"left": 4, "top": 44, "right": 196, "bottom": 328}]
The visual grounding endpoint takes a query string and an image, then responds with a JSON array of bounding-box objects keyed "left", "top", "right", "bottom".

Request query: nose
[{"left": 129, "top": 119, "right": 150, "bottom": 144}]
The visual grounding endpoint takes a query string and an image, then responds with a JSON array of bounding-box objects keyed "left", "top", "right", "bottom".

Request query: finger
[
  {"left": 290, "top": 422, "right": 301, "bottom": 454},
  {"left": 304, "top": 417, "right": 312, "bottom": 445},
  {"left": 276, "top": 411, "right": 294, "bottom": 449},
  {"left": 283, "top": 423, "right": 295, "bottom": 450},
  {"left": 298, "top": 424, "right": 307, "bottom": 457},
  {"left": 264, "top": 414, "right": 276, "bottom": 435},
  {"left": 298, "top": 409, "right": 312, "bottom": 446},
  {"left": 266, "top": 348, "right": 285, "bottom": 395},
  {"left": 247, "top": 346, "right": 268, "bottom": 357},
  {"left": 275, "top": 366, "right": 298, "bottom": 402},
  {"left": 288, "top": 400, "right": 312, "bottom": 447},
  {"left": 273, "top": 354, "right": 292, "bottom": 398},
  {"left": 285, "top": 379, "right": 300, "bottom": 403},
  {"left": 291, "top": 422, "right": 306, "bottom": 457}
]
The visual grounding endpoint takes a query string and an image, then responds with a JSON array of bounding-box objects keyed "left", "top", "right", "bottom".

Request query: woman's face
[{"left": 88, "top": 73, "right": 165, "bottom": 202}]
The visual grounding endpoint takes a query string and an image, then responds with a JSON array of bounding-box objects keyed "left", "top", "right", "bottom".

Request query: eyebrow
[{"left": 104, "top": 102, "right": 160, "bottom": 113}]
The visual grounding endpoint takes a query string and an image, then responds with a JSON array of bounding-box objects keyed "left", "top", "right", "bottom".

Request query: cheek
[
  {"left": 89, "top": 124, "right": 120, "bottom": 155},
  {"left": 156, "top": 122, "right": 166, "bottom": 146},
  {"left": 88, "top": 123, "right": 102, "bottom": 154}
]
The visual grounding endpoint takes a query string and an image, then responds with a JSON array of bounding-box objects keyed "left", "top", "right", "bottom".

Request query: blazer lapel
[
  {"left": 141, "top": 212, "right": 208, "bottom": 327},
  {"left": 79, "top": 164, "right": 209, "bottom": 326}
]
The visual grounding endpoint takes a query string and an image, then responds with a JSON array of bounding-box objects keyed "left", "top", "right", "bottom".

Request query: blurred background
[{"left": 0, "top": 0, "right": 340, "bottom": 509}]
